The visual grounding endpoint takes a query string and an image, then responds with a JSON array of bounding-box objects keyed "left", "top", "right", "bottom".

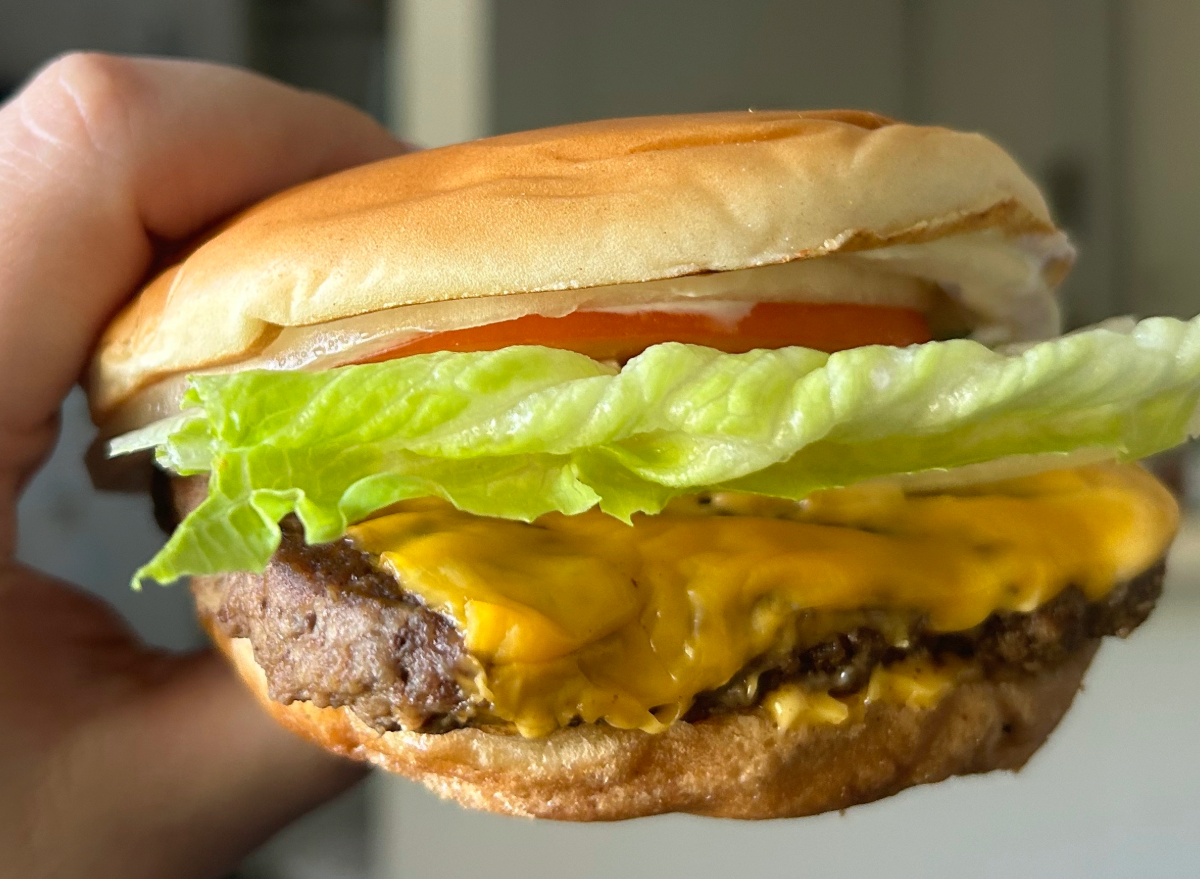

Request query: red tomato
[{"left": 358, "top": 301, "right": 931, "bottom": 364}]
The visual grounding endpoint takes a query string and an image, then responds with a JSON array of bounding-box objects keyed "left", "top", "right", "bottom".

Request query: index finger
[{"left": 0, "top": 53, "right": 405, "bottom": 450}]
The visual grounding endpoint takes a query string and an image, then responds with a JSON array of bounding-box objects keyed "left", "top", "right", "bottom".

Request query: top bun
[{"left": 89, "top": 110, "right": 1065, "bottom": 421}]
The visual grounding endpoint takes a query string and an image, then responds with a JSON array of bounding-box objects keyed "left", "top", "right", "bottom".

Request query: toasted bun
[
  {"left": 203, "top": 614, "right": 1094, "bottom": 820},
  {"left": 89, "top": 110, "right": 1068, "bottom": 422}
]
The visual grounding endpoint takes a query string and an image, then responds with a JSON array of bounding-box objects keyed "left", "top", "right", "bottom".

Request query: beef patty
[
  {"left": 205, "top": 517, "right": 478, "bottom": 733},
  {"left": 200, "top": 515, "right": 1165, "bottom": 735}
]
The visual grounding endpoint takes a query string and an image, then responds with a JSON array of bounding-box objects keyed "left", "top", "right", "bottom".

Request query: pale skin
[{"left": 0, "top": 54, "right": 410, "bottom": 879}]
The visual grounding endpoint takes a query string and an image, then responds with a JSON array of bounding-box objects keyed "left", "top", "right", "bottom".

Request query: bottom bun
[{"left": 203, "top": 610, "right": 1096, "bottom": 820}]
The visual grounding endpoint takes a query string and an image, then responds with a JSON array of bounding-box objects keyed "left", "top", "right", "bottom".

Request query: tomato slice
[{"left": 357, "top": 301, "right": 931, "bottom": 364}]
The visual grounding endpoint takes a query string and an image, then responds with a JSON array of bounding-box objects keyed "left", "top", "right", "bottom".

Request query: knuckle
[{"left": 23, "top": 52, "right": 143, "bottom": 157}]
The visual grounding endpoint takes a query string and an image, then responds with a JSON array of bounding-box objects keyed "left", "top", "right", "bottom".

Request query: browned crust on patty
[{"left": 191, "top": 522, "right": 477, "bottom": 733}]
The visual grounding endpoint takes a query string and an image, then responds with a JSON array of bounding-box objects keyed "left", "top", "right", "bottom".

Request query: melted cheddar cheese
[
  {"left": 347, "top": 463, "right": 1177, "bottom": 737},
  {"left": 764, "top": 657, "right": 964, "bottom": 730}
]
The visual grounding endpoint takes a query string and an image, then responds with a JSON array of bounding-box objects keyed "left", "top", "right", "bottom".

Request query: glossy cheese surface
[
  {"left": 347, "top": 464, "right": 1177, "bottom": 737},
  {"left": 764, "top": 657, "right": 962, "bottom": 730}
]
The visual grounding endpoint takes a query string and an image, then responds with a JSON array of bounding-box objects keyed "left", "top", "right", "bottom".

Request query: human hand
[{"left": 0, "top": 54, "right": 408, "bottom": 879}]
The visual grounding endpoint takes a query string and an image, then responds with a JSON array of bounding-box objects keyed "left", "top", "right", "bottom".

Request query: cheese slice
[{"left": 347, "top": 463, "right": 1177, "bottom": 737}]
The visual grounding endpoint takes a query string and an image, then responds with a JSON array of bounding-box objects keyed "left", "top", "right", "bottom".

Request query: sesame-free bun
[
  {"left": 89, "top": 110, "right": 1069, "bottom": 422},
  {"left": 204, "top": 612, "right": 1095, "bottom": 820}
]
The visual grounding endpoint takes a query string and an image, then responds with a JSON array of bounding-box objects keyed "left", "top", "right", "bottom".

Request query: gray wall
[
  {"left": 494, "top": 0, "right": 911, "bottom": 129},
  {"left": 909, "top": 1, "right": 1119, "bottom": 327},
  {"left": 0, "top": 0, "right": 244, "bottom": 89},
  {"left": 248, "top": 0, "right": 388, "bottom": 121},
  {"left": 1122, "top": 0, "right": 1200, "bottom": 319}
]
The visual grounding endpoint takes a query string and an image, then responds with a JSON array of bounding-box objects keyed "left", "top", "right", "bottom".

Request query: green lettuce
[{"left": 122, "top": 316, "right": 1200, "bottom": 587}]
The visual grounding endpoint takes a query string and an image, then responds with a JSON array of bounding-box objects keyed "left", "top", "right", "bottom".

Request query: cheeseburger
[{"left": 89, "top": 111, "right": 1196, "bottom": 820}]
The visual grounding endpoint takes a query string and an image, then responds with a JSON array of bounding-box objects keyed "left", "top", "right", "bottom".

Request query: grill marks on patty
[{"left": 206, "top": 516, "right": 1165, "bottom": 735}]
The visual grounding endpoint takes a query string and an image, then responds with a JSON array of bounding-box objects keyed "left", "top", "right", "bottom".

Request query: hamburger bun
[
  {"left": 89, "top": 110, "right": 1070, "bottom": 426},
  {"left": 93, "top": 111, "right": 1179, "bottom": 822},
  {"left": 209, "top": 621, "right": 1096, "bottom": 820}
]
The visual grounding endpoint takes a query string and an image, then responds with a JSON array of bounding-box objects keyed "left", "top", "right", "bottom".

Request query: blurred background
[{"left": 2, "top": 1, "right": 1199, "bottom": 877}]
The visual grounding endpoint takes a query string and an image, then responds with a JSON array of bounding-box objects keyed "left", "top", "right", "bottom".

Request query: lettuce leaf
[{"left": 128, "top": 316, "right": 1200, "bottom": 587}]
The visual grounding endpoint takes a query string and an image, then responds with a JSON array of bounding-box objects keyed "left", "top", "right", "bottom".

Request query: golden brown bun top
[{"left": 88, "top": 110, "right": 1060, "bottom": 419}]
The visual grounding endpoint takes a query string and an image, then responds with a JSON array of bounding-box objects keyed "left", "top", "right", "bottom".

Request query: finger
[
  {"left": 1, "top": 564, "right": 365, "bottom": 879},
  {"left": 0, "top": 54, "right": 406, "bottom": 477},
  {"left": 0, "top": 56, "right": 395, "bottom": 870},
  {"left": 35, "top": 653, "right": 365, "bottom": 879}
]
